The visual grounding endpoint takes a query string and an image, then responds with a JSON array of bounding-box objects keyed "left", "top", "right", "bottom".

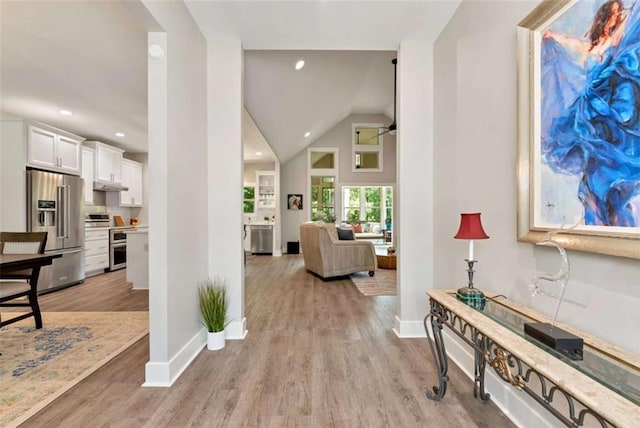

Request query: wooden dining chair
[{"left": 0, "top": 231, "right": 48, "bottom": 329}]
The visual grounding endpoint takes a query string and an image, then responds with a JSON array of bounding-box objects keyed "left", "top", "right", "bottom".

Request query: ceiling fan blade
[
  {"left": 374, "top": 122, "right": 395, "bottom": 138},
  {"left": 376, "top": 128, "right": 391, "bottom": 138}
]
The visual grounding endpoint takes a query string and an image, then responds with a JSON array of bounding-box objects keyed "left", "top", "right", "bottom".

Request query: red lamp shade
[{"left": 454, "top": 213, "right": 489, "bottom": 240}]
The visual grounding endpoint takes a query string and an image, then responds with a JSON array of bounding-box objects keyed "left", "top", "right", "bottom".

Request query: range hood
[{"left": 93, "top": 181, "right": 129, "bottom": 192}]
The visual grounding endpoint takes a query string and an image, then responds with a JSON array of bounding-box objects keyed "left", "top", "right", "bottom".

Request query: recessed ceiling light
[
  {"left": 115, "top": 132, "right": 125, "bottom": 137},
  {"left": 59, "top": 110, "right": 73, "bottom": 116},
  {"left": 256, "top": 151, "right": 262, "bottom": 156},
  {"left": 295, "top": 60, "right": 305, "bottom": 70},
  {"left": 304, "top": 131, "right": 311, "bottom": 138}
]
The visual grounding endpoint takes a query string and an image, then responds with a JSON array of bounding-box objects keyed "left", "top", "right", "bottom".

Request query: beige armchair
[{"left": 300, "top": 222, "right": 377, "bottom": 279}]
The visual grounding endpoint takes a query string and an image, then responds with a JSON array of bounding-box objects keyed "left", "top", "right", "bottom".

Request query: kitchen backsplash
[
  {"left": 243, "top": 208, "right": 276, "bottom": 224},
  {"left": 85, "top": 191, "right": 139, "bottom": 226}
]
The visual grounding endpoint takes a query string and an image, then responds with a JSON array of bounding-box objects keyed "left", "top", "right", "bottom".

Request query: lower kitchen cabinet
[{"left": 85, "top": 228, "right": 109, "bottom": 276}]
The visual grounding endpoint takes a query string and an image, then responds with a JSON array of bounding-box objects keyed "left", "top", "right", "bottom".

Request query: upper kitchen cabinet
[
  {"left": 256, "top": 171, "right": 276, "bottom": 209},
  {"left": 85, "top": 141, "right": 123, "bottom": 184},
  {"left": 81, "top": 147, "right": 95, "bottom": 204},
  {"left": 27, "top": 123, "right": 83, "bottom": 175},
  {"left": 120, "top": 158, "right": 143, "bottom": 207}
]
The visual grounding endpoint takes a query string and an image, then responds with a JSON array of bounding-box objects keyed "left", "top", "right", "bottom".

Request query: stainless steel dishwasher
[{"left": 250, "top": 225, "right": 273, "bottom": 255}]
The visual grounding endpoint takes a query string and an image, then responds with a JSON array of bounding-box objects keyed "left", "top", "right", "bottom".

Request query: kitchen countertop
[
  {"left": 85, "top": 225, "right": 148, "bottom": 230},
  {"left": 125, "top": 227, "right": 148, "bottom": 234}
]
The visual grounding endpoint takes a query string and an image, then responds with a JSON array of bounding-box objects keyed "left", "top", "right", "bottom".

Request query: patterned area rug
[
  {"left": 350, "top": 269, "right": 397, "bottom": 296},
  {"left": 0, "top": 311, "right": 148, "bottom": 428}
]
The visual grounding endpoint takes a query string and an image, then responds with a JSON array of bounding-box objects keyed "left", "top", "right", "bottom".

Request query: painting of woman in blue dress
[{"left": 541, "top": 0, "right": 640, "bottom": 228}]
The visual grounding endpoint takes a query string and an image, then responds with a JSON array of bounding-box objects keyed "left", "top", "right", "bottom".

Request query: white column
[
  {"left": 207, "top": 40, "right": 247, "bottom": 339},
  {"left": 394, "top": 41, "right": 435, "bottom": 337},
  {"left": 146, "top": 32, "right": 169, "bottom": 365}
]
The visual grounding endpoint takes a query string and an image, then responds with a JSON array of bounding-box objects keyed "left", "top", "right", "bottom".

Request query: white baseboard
[
  {"left": 274, "top": 249, "right": 282, "bottom": 256},
  {"left": 392, "top": 315, "right": 427, "bottom": 338},
  {"left": 143, "top": 319, "right": 247, "bottom": 387},
  {"left": 226, "top": 317, "right": 248, "bottom": 340},
  {"left": 142, "top": 328, "right": 206, "bottom": 387},
  {"left": 441, "top": 330, "right": 557, "bottom": 428}
]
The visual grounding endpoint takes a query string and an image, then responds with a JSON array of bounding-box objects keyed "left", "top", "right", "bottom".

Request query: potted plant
[
  {"left": 198, "top": 277, "right": 230, "bottom": 350},
  {"left": 385, "top": 217, "right": 392, "bottom": 229}
]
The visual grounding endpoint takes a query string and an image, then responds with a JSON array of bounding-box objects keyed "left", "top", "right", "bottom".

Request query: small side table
[
  {"left": 384, "top": 229, "right": 392, "bottom": 243},
  {"left": 377, "top": 253, "right": 396, "bottom": 270}
]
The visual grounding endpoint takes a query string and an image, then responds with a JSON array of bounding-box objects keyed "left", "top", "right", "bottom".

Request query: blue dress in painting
[{"left": 541, "top": 1, "right": 640, "bottom": 227}]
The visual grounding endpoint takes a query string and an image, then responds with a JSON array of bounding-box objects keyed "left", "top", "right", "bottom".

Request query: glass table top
[{"left": 452, "top": 293, "right": 640, "bottom": 406}]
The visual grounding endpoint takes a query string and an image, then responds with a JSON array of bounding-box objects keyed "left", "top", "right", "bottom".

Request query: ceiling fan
[{"left": 377, "top": 58, "right": 398, "bottom": 138}]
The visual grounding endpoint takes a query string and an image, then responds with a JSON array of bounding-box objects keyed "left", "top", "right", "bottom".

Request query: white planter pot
[{"left": 207, "top": 330, "right": 225, "bottom": 350}]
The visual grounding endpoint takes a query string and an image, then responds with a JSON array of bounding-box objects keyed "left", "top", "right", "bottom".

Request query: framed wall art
[
  {"left": 517, "top": 0, "right": 640, "bottom": 259},
  {"left": 288, "top": 194, "right": 303, "bottom": 210}
]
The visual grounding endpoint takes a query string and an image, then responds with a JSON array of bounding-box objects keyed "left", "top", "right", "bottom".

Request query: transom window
[
  {"left": 310, "top": 151, "right": 335, "bottom": 169},
  {"left": 352, "top": 123, "right": 383, "bottom": 172}
]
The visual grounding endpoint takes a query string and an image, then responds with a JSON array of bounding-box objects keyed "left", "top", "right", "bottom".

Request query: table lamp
[{"left": 454, "top": 213, "right": 489, "bottom": 309}]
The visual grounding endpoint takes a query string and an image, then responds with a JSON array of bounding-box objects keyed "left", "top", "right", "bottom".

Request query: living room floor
[{"left": 22, "top": 255, "right": 514, "bottom": 427}]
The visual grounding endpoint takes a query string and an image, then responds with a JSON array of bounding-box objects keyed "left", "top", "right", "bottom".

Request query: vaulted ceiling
[{"left": 0, "top": 1, "right": 460, "bottom": 162}]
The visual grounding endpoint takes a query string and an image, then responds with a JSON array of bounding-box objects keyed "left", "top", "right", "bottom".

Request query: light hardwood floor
[{"left": 21, "top": 255, "right": 514, "bottom": 427}]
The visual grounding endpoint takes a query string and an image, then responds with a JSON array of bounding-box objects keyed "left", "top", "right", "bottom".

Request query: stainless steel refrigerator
[{"left": 27, "top": 169, "right": 85, "bottom": 292}]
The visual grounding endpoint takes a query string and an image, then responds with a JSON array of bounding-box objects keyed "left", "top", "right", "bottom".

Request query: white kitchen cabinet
[
  {"left": 256, "top": 171, "right": 276, "bottom": 209},
  {"left": 84, "top": 228, "right": 109, "bottom": 276},
  {"left": 81, "top": 147, "right": 95, "bottom": 204},
  {"left": 120, "top": 158, "right": 143, "bottom": 207},
  {"left": 85, "top": 141, "right": 123, "bottom": 184},
  {"left": 27, "top": 123, "right": 83, "bottom": 175}
]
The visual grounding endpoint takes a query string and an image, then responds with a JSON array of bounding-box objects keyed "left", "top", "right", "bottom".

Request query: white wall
[
  {"left": 394, "top": 41, "right": 434, "bottom": 337},
  {"left": 142, "top": 0, "right": 209, "bottom": 386},
  {"left": 0, "top": 118, "right": 27, "bottom": 232},
  {"left": 434, "top": 0, "right": 640, "bottom": 355},
  {"left": 280, "top": 113, "right": 396, "bottom": 248},
  {"left": 207, "top": 40, "right": 247, "bottom": 340},
  {"left": 243, "top": 161, "right": 275, "bottom": 183}
]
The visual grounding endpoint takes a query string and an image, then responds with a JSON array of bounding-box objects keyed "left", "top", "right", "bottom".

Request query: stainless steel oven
[{"left": 109, "top": 228, "right": 133, "bottom": 271}]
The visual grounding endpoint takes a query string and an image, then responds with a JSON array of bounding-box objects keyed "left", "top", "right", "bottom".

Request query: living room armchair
[{"left": 300, "top": 222, "right": 376, "bottom": 279}]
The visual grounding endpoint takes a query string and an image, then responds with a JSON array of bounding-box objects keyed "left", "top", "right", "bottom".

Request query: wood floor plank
[{"left": 20, "top": 255, "right": 514, "bottom": 427}]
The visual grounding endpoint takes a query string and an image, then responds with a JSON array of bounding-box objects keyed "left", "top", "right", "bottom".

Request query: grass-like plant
[{"left": 198, "top": 277, "right": 230, "bottom": 333}]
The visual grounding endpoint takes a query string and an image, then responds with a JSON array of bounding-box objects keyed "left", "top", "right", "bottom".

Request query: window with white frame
[
  {"left": 342, "top": 186, "right": 393, "bottom": 224},
  {"left": 352, "top": 123, "right": 383, "bottom": 172},
  {"left": 308, "top": 147, "right": 339, "bottom": 222},
  {"left": 243, "top": 185, "right": 255, "bottom": 213},
  {"left": 311, "top": 176, "right": 336, "bottom": 222}
]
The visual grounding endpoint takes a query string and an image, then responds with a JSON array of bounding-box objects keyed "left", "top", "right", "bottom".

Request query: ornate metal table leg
[
  {"left": 424, "top": 311, "right": 449, "bottom": 400},
  {"left": 473, "top": 333, "right": 490, "bottom": 401}
]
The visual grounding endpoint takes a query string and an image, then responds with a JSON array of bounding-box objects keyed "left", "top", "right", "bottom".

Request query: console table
[{"left": 424, "top": 290, "right": 640, "bottom": 428}]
